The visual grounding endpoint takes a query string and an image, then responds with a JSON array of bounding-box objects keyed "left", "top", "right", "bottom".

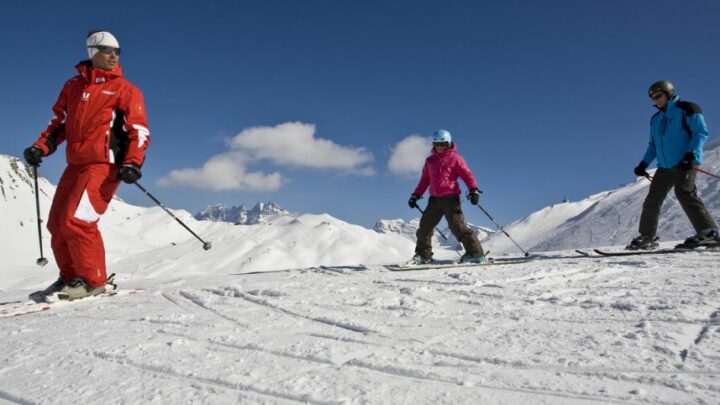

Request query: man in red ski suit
[
  {"left": 407, "top": 129, "right": 484, "bottom": 265},
  {"left": 24, "top": 30, "right": 150, "bottom": 300}
]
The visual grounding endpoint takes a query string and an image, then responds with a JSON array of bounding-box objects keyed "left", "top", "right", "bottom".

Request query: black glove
[
  {"left": 408, "top": 194, "right": 421, "bottom": 209},
  {"left": 633, "top": 161, "right": 649, "bottom": 177},
  {"left": 467, "top": 188, "right": 481, "bottom": 205},
  {"left": 118, "top": 164, "right": 142, "bottom": 184},
  {"left": 678, "top": 152, "right": 695, "bottom": 171},
  {"left": 23, "top": 146, "right": 43, "bottom": 167}
]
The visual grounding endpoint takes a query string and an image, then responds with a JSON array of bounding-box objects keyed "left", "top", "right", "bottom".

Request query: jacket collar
[
  {"left": 75, "top": 60, "right": 123, "bottom": 84},
  {"left": 654, "top": 95, "right": 679, "bottom": 112}
]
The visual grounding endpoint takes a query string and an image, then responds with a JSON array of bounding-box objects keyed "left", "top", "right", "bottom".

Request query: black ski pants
[
  {"left": 639, "top": 167, "right": 718, "bottom": 237},
  {"left": 415, "top": 195, "right": 483, "bottom": 259}
]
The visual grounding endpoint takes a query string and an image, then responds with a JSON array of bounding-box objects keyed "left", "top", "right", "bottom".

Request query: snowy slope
[
  {"left": 0, "top": 155, "right": 415, "bottom": 291},
  {"left": 2, "top": 153, "right": 720, "bottom": 404},
  {"left": 2, "top": 248, "right": 720, "bottom": 404},
  {"left": 481, "top": 192, "right": 609, "bottom": 254},
  {"left": 0, "top": 155, "right": 56, "bottom": 286},
  {"left": 483, "top": 144, "right": 720, "bottom": 254}
]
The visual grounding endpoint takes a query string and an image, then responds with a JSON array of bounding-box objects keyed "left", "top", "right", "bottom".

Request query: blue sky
[{"left": 2, "top": 0, "right": 720, "bottom": 228}]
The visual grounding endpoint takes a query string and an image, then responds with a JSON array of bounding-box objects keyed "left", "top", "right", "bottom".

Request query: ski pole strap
[{"left": 694, "top": 167, "right": 720, "bottom": 180}]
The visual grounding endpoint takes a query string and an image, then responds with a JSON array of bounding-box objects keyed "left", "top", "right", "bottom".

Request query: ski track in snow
[{"left": 2, "top": 252, "right": 720, "bottom": 404}]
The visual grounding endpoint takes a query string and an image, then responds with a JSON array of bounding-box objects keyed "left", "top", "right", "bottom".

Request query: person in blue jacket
[{"left": 629, "top": 80, "right": 719, "bottom": 250}]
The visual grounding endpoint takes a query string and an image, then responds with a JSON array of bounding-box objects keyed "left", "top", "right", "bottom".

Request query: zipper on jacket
[{"left": 659, "top": 115, "right": 668, "bottom": 166}]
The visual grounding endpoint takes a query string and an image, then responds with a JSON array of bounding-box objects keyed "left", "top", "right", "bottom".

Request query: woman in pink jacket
[{"left": 408, "top": 129, "right": 484, "bottom": 264}]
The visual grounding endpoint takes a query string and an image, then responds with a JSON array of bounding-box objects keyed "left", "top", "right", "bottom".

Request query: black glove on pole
[
  {"left": 24, "top": 146, "right": 43, "bottom": 167},
  {"left": 633, "top": 161, "right": 649, "bottom": 177},
  {"left": 408, "top": 194, "right": 421, "bottom": 209},
  {"left": 467, "top": 188, "right": 481, "bottom": 205},
  {"left": 118, "top": 164, "right": 142, "bottom": 184},
  {"left": 678, "top": 152, "right": 695, "bottom": 171}
]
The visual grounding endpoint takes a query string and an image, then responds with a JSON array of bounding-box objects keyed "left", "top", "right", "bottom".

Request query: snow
[
  {"left": 483, "top": 144, "right": 720, "bottom": 254},
  {"left": 1, "top": 154, "right": 720, "bottom": 404}
]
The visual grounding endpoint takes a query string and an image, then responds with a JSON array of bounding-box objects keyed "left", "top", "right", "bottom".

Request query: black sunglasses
[{"left": 90, "top": 45, "right": 121, "bottom": 56}]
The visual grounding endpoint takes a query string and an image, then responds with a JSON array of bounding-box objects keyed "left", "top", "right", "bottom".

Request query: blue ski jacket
[{"left": 642, "top": 95, "right": 709, "bottom": 169}]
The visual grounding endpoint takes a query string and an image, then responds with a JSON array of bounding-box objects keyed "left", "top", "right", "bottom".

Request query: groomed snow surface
[{"left": 2, "top": 247, "right": 719, "bottom": 404}]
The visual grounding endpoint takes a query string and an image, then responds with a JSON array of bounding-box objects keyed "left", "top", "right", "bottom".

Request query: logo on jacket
[
  {"left": 101, "top": 90, "right": 116, "bottom": 96},
  {"left": 82, "top": 92, "right": 91, "bottom": 101}
]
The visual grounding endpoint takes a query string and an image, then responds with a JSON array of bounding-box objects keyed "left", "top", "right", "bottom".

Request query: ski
[
  {"left": 592, "top": 244, "right": 720, "bottom": 257},
  {"left": 592, "top": 248, "right": 692, "bottom": 257},
  {"left": 0, "top": 300, "right": 52, "bottom": 317},
  {"left": 385, "top": 257, "right": 535, "bottom": 272},
  {"left": 1, "top": 288, "right": 141, "bottom": 318}
]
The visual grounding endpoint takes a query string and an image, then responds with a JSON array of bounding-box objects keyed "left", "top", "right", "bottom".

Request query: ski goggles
[
  {"left": 90, "top": 45, "right": 121, "bottom": 56},
  {"left": 433, "top": 142, "right": 450, "bottom": 147},
  {"left": 650, "top": 92, "right": 665, "bottom": 101}
]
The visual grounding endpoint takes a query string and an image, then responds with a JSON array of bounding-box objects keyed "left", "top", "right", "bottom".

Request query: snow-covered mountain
[
  {"left": 374, "top": 218, "right": 493, "bottom": 251},
  {"left": 483, "top": 143, "right": 720, "bottom": 253},
  {"left": 195, "top": 202, "right": 290, "bottom": 224},
  {"left": 0, "top": 155, "right": 56, "bottom": 286},
  {"left": 0, "top": 154, "right": 415, "bottom": 289}
]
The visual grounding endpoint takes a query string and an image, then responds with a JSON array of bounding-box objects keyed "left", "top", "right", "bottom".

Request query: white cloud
[
  {"left": 388, "top": 135, "right": 431, "bottom": 176},
  {"left": 229, "top": 122, "right": 374, "bottom": 174},
  {"left": 157, "top": 153, "right": 286, "bottom": 192},
  {"left": 158, "top": 122, "right": 375, "bottom": 191}
]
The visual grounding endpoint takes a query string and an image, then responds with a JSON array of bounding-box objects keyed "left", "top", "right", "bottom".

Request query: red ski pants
[{"left": 47, "top": 163, "right": 120, "bottom": 288}]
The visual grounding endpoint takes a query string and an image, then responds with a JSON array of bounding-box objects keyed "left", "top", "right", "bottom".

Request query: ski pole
[
  {"left": 694, "top": 167, "right": 720, "bottom": 180},
  {"left": 415, "top": 205, "right": 464, "bottom": 258},
  {"left": 134, "top": 182, "right": 212, "bottom": 250},
  {"left": 32, "top": 165, "right": 49, "bottom": 266},
  {"left": 415, "top": 206, "right": 448, "bottom": 241},
  {"left": 475, "top": 204, "right": 530, "bottom": 256}
]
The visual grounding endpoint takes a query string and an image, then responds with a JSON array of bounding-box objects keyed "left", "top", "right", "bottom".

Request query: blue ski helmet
[{"left": 432, "top": 129, "right": 452, "bottom": 144}]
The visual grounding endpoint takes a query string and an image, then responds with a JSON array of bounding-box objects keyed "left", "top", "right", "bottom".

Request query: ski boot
[
  {"left": 458, "top": 253, "right": 487, "bottom": 264},
  {"left": 677, "top": 229, "right": 720, "bottom": 249},
  {"left": 57, "top": 277, "right": 107, "bottom": 301},
  {"left": 626, "top": 235, "right": 659, "bottom": 250},
  {"left": 28, "top": 277, "right": 66, "bottom": 302},
  {"left": 405, "top": 254, "right": 432, "bottom": 266}
]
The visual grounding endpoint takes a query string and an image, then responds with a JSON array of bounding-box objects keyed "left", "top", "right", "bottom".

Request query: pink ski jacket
[{"left": 413, "top": 143, "right": 478, "bottom": 198}]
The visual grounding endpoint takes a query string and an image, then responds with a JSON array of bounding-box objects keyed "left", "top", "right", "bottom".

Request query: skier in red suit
[{"left": 24, "top": 30, "right": 150, "bottom": 301}]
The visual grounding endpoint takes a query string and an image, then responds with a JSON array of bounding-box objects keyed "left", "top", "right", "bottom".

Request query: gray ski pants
[
  {"left": 415, "top": 195, "right": 484, "bottom": 259},
  {"left": 639, "top": 167, "right": 718, "bottom": 236}
]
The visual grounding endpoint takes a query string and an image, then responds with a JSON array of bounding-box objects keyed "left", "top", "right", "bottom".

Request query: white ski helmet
[
  {"left": 432, "top": 129, "right": 452, "bottom": 144},
  {"left": 86, "top": 30, "right": 120, "bottom": 59}
]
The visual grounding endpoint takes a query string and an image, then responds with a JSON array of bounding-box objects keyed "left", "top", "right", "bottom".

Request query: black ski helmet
[{"left": 648, "top": 80, "right": 675, "bottom": 98}]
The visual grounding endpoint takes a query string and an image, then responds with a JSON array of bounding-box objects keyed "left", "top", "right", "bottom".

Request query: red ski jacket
[
  {"left": 413, "top": 143, "right": 478, "bottom": 198},
  {"left": 33, "top": 61, "right": 150, "bottom": 167}
]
